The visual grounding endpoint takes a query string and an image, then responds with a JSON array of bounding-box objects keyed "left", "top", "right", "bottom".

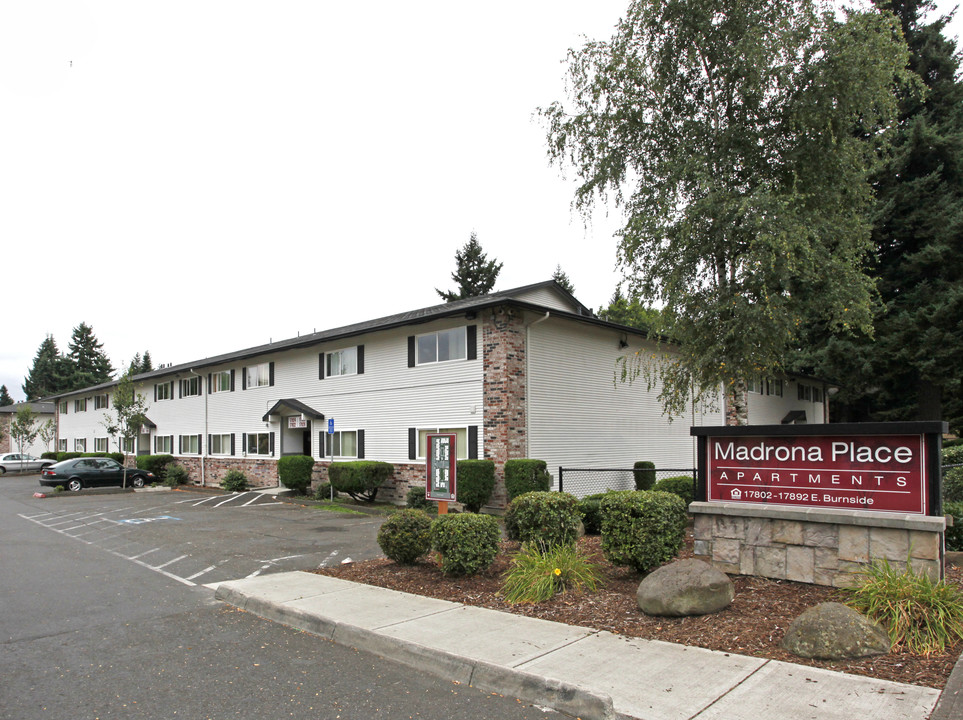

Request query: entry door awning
[{"left": 262, "top": 399, "right": 325, "bottom": 422}]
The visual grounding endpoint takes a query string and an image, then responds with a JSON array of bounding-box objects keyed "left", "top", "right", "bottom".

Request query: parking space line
[
  {"left": 186, "top": 565, "right": 217, "bottom": 580},
  {"left": 129, "top": 548, "right": 160, "bottom": 560},
  {"left": 153, "top": 554, "right": 188, "bottom": 570},
  {"left": 214, "top": 494, "right": 247, "bottom": 508},
  {"left": 106, "top": 549, "right": 196, "bottom": 587}
]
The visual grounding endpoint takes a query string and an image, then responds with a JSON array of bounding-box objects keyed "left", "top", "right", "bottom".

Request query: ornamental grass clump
[
  {"left": 843, "top": 558, "right": 963, "bottom": 656},
  {"left": 430, "top": 513, "right": 500, "bottom": 576},
  {"left": 377, "top": 509, "right": 433, "bottom": 565},
  {"left": 501, "top": 541, "right": 602, "bottom": 604}
]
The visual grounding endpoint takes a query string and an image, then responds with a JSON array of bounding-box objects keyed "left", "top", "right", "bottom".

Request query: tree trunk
[{"left": 726, "top": 379, "right": 749, "bottom": 426}]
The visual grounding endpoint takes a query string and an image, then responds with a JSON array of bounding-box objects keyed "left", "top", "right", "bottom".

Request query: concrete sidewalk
[{"left": 215, "top": 571, "right": 941, "bottom": 720}]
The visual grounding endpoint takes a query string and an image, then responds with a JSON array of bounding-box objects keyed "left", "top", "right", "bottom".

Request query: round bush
[
  {"left": 456, "top": 459, "right": 496, "bottom": 512},
  {"left": 164, "top": 464, "right": 190, "bottom": 487},
  {"left": 377, "top": 509, "right": 433, "bottom": 564},
  {"left": 328, "top": 461, "right": 394, "bottom": 502},
  {"left": 406, "top": 485, "right": 434, "bottom": 512},
  {"left": 430, "top": 513, "right": 500, "bottom": 576},
  {"left": 278, "top": 455, "right": 315, "bottom": 494},
  {"left": 633, "top": 461, "right": 656, "bottom": 491},
  {"left": 578, "top": 493, "right": 609, "bottom": 535},
  {"left": 221, "top": 469, "right": 249, "bottom": 492},
  {"left": 504, "top": 459, "right": 552, "bottom": 501},
  {"left": 601, "top": 490, "right": 687, "bottom": 572},
  {"left": 314, "top": 482, "right": 339, "bottom": 500},
  {"left": 651, "top": 475, "right": 695, "bottom": 506},
  {"left": 504, "top": 491, "right": 581, "bottom": 547},
  {"left": 946, "top": 501, "right": 963, "bottom": 551}
]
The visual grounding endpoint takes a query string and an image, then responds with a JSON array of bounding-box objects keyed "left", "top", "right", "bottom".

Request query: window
[
  {"left": 94, "top": 394, "right": 109, "bottom": 410},
  {"left": 326, "top": 347, "right": 357, "bottom": 377},
  {"left": 179, "top": 434, "right": 200, "bottom": 454},
  {"left": 209, "top": 433, "right": 232, "bottom": 455},
  {"left": 155, "top": 382, "right": 173, "bottom": 401},
  {"left": 58, "top": 439, "right": 67, "bottom": 452},
  {"left": 246, "top": 362, "right": 272, "bottom": 388},
  {"left": 94, "top": 437, "right": 108, "bottom": 453},
  {"left": 155, "top": 435, "right": 173, "bottom": 454},
  {"left": 766, "top": 379, "right": 783, "bottom": 397},
  {"left": 798, "top": 384, "right": 812, "bottom": 401},
  {"left": 75, "top": 438, "right": 87, "bottom": 452},
  {"left": 211, "top": 370, "right": 232, "bottom": 393},
  {"left": 746, "top": 376, "right": 763, "bottom": 394},
  {"left": 58, "top": 401, "right": 68, "bottom": 414},
  {"left": 417, "top": 427, "right": 468, "bottom": 460},
  {"left": 245, "top": 432, "right": 272, "bottom": 455},
  {"left": 180, "top": 377, "right": 200, "bottom": 397},
  {"left": 813, "top": 387, "right": 824, "bottom": 403},
  {"left": 74, "top": 398, "right": 87, "bottom": 412},
  {"left": 122, "top": 437, "right": 134, "bottom": 453},
  {"left": 324, "top": 430, "right": 357, "bottom": 458},
  {"left": 416, "top": 327, "right": 467, "bottom": 365}
]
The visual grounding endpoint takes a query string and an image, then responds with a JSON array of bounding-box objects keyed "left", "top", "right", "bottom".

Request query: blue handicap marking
[{"left": 119, "top": 515, "right": 180, "bottom": 525}]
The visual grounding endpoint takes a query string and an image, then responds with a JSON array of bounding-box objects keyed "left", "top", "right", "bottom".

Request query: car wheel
[
  {"left": 0, "top": 467, "right": 5, "bottom": 475},
  {"left": 132, "top": 476, "right": 145, "bottom": 488},
  {"left": 67, "top": 478, "right": 83, "bottom": 492}
]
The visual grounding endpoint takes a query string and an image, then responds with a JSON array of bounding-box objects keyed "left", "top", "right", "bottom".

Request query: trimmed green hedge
[
  {"left": 41, "top": 451, "right": 58, "bottom": 461},
  {"left": 943, "top": 445, "right": 963, "bottom": 502},
  {"left": 633, "top": 461, "right": 656, "bottom": 491},
  {"left": 456, "top": 459, "right": 495, "bottom": 512},
  {"left": 946, "top": 501, "right": 963, "bottom": 551},
  {"left": 505, "top": 491, "right": 581, "bottom": 548},
  {"left": 651, "top": 475, "right": 695, "bottom": 506},
  {"left": 600, "top": 490, "right": 687, "bottom": 572},
  {"left": 504, "top": 459, "right": 551, "bottom": 501},
  {"left": 406, "top": 485, "right": 435, "bottom": 513},
  {"left": 136, "top": 454, "right": 176, "bottom": 477},
  {"left": 278, "top": 455, "right": 315, "bottom": 494},
  {"left": 328, "top": 461, "right": 394, "bottom": 502},
  {"left": 430, "top": 513, "right": 500, "bottom": 576},
  {"left": 578, "top": 492, "right": 610, "bottom": 535},
  {"left": 378, "top": 509, "right": 433, "bottom": 564},
  {"left": 56, "top": 452, "right": 83, "bottom": 462}
]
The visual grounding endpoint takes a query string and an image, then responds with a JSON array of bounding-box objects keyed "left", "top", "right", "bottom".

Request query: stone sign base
[{"left": 690, "top": 502, "right": 946, "bottom": 587}]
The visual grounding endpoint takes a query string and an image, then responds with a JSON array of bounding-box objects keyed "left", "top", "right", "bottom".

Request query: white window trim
[
  {"left": 155, "top": 435, "right": 173, "bottom": 454},
  {"left": 326, "top": 347, "right": 358, "bottom": 378},
  {"left": 58, "top": 439, "right": 67, "bottom": 452},
  {"left": 210, "top": 433, "right": 232, "bottom": 455},
  {"left": 179, "top": 434, "right": 200, "bottom": 455},
  {"left": 181, "top": 377, "right": 201, "bottom": 397},
  {"left": 94, "top": 437, "right": 108, "bottom": 453},
  {"left": 247, "top": 363, "right": 271, "bottom": 388},
  {"left": 75, "top": 438, "right": 87, "bottom": 452},
  {"left": 74, "top": 398, "right": 87, "bottom": 412},
  {"left": 415, "top": 426, "right": 469, "bottom": 460},
  {"left": 324, "top": 429, "right": 358, "bottom": 458},
  {"left": 211, "top": 371, "right": 231, "bottom": 394},
  {"left": 245, "top": 432, "right": 271, "bottom": 456},
  {"left": 415, "top": 327, "right": 467, "bottom": 366},
  {"left": 155, "top": 382, "right": 173, "bottom": 401}
]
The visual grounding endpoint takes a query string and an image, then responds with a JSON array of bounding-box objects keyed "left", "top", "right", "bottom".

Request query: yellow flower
[{"left": 553, "top": 568, "right": 562, "bottom": 576}]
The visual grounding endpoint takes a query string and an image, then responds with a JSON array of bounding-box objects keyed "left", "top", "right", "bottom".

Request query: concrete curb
[
  {"left": 928, "top": 649, "right": 963, "bottom": 720},
  {"left": 215, "top": 584, "right": 616, "bottom": 719}
]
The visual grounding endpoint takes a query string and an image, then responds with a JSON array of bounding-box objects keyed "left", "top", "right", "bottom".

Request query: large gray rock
[
  {"left": 637, "top": 559, "right": 734, "bottom": 616},
  {"left": 783, "top": 602, "right": 891, "bottom": 659}
]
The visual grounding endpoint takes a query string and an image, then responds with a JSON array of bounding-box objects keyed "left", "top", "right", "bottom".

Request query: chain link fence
[{"left": 556, "top": 467, "right": 697, "bottom": 500}]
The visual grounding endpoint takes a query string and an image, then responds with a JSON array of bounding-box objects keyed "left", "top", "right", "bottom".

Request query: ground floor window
[
  {"left": 209, "top": 433, "right": 232, "bottom": 455},
  {"left": 245, "top": 432, "right": 271, "bottom": 456},
  {"left": 58, "top": 439, "right": 67, "bottom": 452},
  {"left": 417, "top": 427, "right": 467, "bottom": 460},
  {"left": 324, "top": 430, "right": 357, "bottom": 458},
  {"left": 155, "top": 435, "right": 173, "bottom": 454},
  {"left": 74, "top": 438, "right": 87, "bottom": 452},
  {"left": 179, "top": 434, "right": 200, "bottom": 454},
  {"left": 122, "top": 437, "right": 134, "bottom": 453},
  {"left": 94, "top": 437, "right": 108, "bottom": 453}
]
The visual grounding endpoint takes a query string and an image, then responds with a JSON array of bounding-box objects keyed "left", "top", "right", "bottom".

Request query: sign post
[
  {"left": 327, "top": 417, "right": 334, "bottom": 501},
  {"left": 426, "top": 433, "right": 456, "bottom": 515}
]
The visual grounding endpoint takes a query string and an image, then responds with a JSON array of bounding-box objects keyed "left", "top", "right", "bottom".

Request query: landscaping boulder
[
  {"left": 782, "top": 602, "right": 891, "bottom": 660},
  {"left": 636, "top": 559, "right": 734, "bottom": 616}
]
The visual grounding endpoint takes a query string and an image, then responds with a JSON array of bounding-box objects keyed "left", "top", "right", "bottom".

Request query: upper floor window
[
  {"left": 94, "top": 394, "right": 109, "bottom": 410},
  {"left": 180, "top": 377, "right": 201, "bottom": 397},
  {"left": 210, "top": 370, "right": 233, "bottom": 393},
  {"left": 416, "top": 327, "right": 466, "bottom": 365},
  {"left": 74, "top": 398, "right": 87, "bottom": 412},
  {"left": 326, "top": 347, "right": 357, "bottom": 377},
  {"left": 58, "top": 400, "right": 68, "bottom": 414},
  {"left": 155, "top": 382, "right": 173, "bottom": 401},
  {"left": 813, "top": 387, "right": 824, "bottom": 403},
  {"left": 766, "top": 379, "right": 783, "bottom": 397},
  {"left": 798, "top": 383, "right": 812, "bottom": 401},
  {"left": 245, "top": 362, "right": 272, "bottom": 389}
]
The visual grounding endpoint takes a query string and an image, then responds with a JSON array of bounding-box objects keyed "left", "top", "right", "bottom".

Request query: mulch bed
[{"left": 313, "top": 532, "right": 963, "bottom": 689}]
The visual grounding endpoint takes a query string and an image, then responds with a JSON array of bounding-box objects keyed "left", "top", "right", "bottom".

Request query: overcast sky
[{"left": 2, "top": 1, "right": 960, "bottom": 401}]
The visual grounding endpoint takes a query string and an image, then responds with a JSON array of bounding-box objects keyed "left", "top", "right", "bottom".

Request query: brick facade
[
  {"left": 0, "top": 415, "right": 9, "bottom": 453},
  {"left": 173, "top": 456, "right": 280, "bottom": 488}
]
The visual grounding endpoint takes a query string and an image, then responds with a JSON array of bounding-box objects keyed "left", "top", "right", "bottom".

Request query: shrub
[
  {"left": 504, "top": 459, "right": 552, "bottom": 501},
  {"left": 601, "top": 490, "right": 687, "bottom": 572},
  {"left": 456, "top": 459, "right": 495, "bottom": 512},
  {"left": 501, "top": 541, "right": 602, "bottom": 604},
  {"left": 633, "top": 461, "right": 656, "bottom": 491},
  {"left": 578, "top": 493, "right": 609, "bottom": 535},
  {"left": 57, "top": 452, "right": 82, "bottom": 462},
  {"left": 504, "top": 492, "right": 581, "bottom": 548},
  {"left": 278, "top": 455, "right": 315, "bottom": 494},
  {"left": 943, "top": 446, "right": 963, "bottom": 502},
  {"left": 163, "top": 464, "right": 190, "bottom": 487},
  {"left": 328, "top": 461, "right": 394, "bottom": 502},
  {"left": 430, "top": 513, "right": 500, "bottom": 576},
  {"left": 377, "top": 509, "right": 433, "bottom": 564},
  {"left": 136, "top": 454, "right": 176, "bottom": 478},
  {"left": 843, "top": 558, "right": 963, "bottom": 655},
  {"left": 221, "top": 469, "right": 249, "bottom": 492},
  {"left": 314, "top": 482, "right": 339, "bottom": 501},
  {"left": 108, "top": 452, "right": 125, "bottom": 464},
  {"left": 945, "top": 501, "right": 963, "bottom": 551},
  {"left": 406, "top": 485, "right": 434, "bottom": 512},
  {"left": 41, "top": 451, "right": 58, "bottom": 461},
  {"left": 652, "top": 475, "right": 695, "bottom": 507}
]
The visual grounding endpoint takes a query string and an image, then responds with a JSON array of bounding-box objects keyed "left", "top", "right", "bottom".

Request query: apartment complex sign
[{"left": 692, "top": 423, "right": 945, "bottom": 516}]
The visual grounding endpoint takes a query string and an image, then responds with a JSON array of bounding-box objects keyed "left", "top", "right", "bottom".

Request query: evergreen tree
[
  {"left": 552, "top": 265, "right": 576, "bottom": 295},
  {"left": 22, "top": 335, "right": 68, "bottom": 400},
  {"left": 0, "top": 385, "right": 13, "bottom": 406},
  {"left": 801, "top": 0, "right": 963, "bottom": 432},
  {"left": 65, "top": 322, "right": 113, "bottom": 390},
  {"left": 597, "top": 289, "right": 661, "bottom": 334},
  {"left": 436, "top": 232, "right": 503, "bottom": 302},
  {"left": 140, "top": 350, "right": 153, "bottom": 373}
]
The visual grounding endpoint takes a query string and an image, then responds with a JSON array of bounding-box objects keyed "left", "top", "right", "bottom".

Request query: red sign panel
[{"left": 706, "top": 434, "right": 928, "bottom": 514}]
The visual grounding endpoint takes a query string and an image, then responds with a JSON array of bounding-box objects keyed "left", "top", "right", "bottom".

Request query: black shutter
[
  {"left": 319, "top": 353, "right": 325, "bottom": 380},
  {"left": 269, "top": 362, "right": 275, "bottom": 386},
  {"left": 178, "top": 435, "right": 182, "bottom": 454},
  {"left": 208, "top": 434, "right": 212, "bottom": 453},
  {"left": 319, "top": 431, "right": 324, "bottom": 457},
  {"left": 207, "top": 374, "right": 212, "bottom": 394},
  {"left": 106, "top": 394, "right": 110, "bottom": 409},
  {"left": 170, "top": 381, "right": 175, "bottom": 399},
  {"left": 357, "top": 345, "right": 364, "bottom": 375},
  {"left": 197, "top": 434, "right": 202, "bottom": 454},
  {"left": 242, "top": 433, "right": 247, "bottom": 453},
  {"left": 153, "top": 384, "right": 157, "bottom": 402},
  {"left": 178, "top": 380, "right": 183, "bottom": 399},
  {"left": 230, "top": 369, "right": 235, "bottom": 391},
  {"left": 230, "top": 433, "right": 235, "bottom": 455},
  {"left": 468, "top": 425, "right": 478, "bottom": 459},
  {"left": 407, "top": 336, "right": 415, "bottom": 367},
  {"left": 241, "top": 367, "right": 247, "bottom": 390},
  {"left": 357, "top": 429, "right": 365, "bottom": 459},
  {"left": 269, "top": 432, "right": 275, "bottom": 456},
  {"left": 408, "top": 427, "right": 416, "bottom": 460},
  {"left": 467, "top": 325, "right": 477, "bottom": 361}
]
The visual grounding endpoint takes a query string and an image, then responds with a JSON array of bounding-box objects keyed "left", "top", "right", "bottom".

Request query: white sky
[{"left": 1, "top": 1, "right": 960, "bottom": 401}]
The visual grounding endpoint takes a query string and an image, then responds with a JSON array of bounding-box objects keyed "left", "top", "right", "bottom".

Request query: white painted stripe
[
  {"left": 186, "top": 565, "right": 216, "bottom": 580},
  {"left": 129, "top": 548, "right": 160, "bottom": 560},
  {"left": 153, "top": 554, "right": 188, "bottom": 570},
  {"left": 214, "top": 493, "right": 247, "bottom": 508}
]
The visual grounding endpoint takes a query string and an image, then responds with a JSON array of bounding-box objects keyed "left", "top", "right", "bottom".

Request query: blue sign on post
[{"left": 327, "top": 418, "right": 334, "bottom": 434}]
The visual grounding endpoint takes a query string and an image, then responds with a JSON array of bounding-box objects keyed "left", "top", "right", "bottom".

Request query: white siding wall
[
  {"left": 56, "top": 393, "right": 116, "bottom": 454},
  {"left": 745, "top": 382, "right": 827, "bottom": 425},
  {"left": 56, "top": 320, "right": 484, "bottom": 464},
  {"left": 4, "top": 412, "right": 56, "bottom": 456},
  {"left": 512, "top": 287, "right": 581, "bottom": 313},
  {"left": 527, "top": 319, "right": 724, "bottom": 480}
]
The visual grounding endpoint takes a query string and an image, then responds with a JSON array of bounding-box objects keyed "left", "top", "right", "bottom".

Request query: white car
[{"left": 0, "top": 453, "right": 54, "bottom": 475}]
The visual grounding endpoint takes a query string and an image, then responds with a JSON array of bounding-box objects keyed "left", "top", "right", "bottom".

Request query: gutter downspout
[
  {"left": 189, "top": 369, "right": 206, "bottom": 487},
  {"left": 524, "top": 311, "right": 551, "bottom": 460}
]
